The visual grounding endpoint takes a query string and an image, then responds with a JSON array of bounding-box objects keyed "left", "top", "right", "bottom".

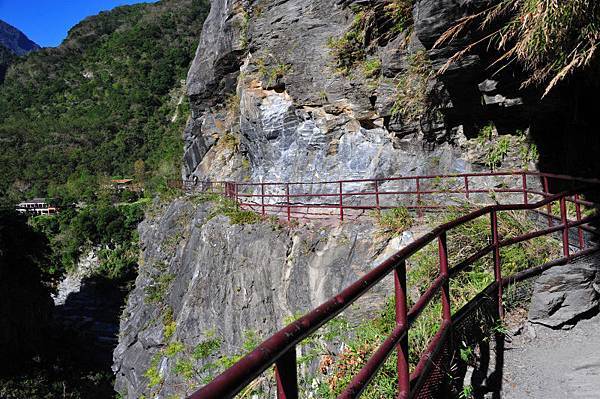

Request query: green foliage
[
  {"left": 476, "top": 125, "right": 539, "bottom": 170},
  {"left": 220, "top": 133, "right": 240, "bottom": 151},
  {"left": 255, "top": 57, "right": 291, "bottom": 86},
  {"left": 0, "top": 44, "right": 15, "bottom": 82},
  {"left": 460, "top": 384, "right": 474, "bottom": 399},
  {"left": 375, "top": 206, "right": 413, "bottom": 236},
  {"left": 165, "top": 341, "right": 185, "bottom": 357},
  {"left": 192, "top": 331, "right": 221, "bottom": 361},
  {"left": 362, "top": 57, "right": 382, "bottom": 78},
  {"left": 328, "top": 11, "right": 368, "bottom": 75},
  {"left": 224, "top": 93, "right": 240, "bottom": 118},
  {"left": 519, "top": 142, "right": 539, "bottom": 167},
  {"left": 144, "top": 272, "right": 175, "bottom": 304},
  {"left": 174, "top": 359, "right": 195, "bottom": 380},
  {"left": 0, "top": 0, "right": 210, "bottom": 202},
  {"left": 239, "top": 9, "right": 250, "bottom": 50},
  {"left": 318, "top": 90, "right": 328, "bottom": 103},
  {"left": 144, "top": 354, "right": 164, "bottom": 388},
  {"left": 485, "top": 135, "right": 511, "bottom": 170},
  {"left": 478, "top": 123, "right": 494, "bottom": 141},
  {"left": 203, "top": 195, "right": 262, "bottom": 225},
  {"left": 28, "top": 198, "right": 146, "bottom": 281}
]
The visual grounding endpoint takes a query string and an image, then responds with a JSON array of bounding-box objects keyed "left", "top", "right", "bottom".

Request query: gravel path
[{"left": 502, "top": 315, "right": 600, "bottom": 398}]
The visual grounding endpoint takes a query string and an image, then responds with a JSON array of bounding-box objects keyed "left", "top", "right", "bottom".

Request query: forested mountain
[{"left": 0, "top": 0, "right": 210, "bottom": 204}]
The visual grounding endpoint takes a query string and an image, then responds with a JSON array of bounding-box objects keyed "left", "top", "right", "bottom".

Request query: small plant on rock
[
  {"left": 362, "top": 57, "right": 382, "bottom": 78},
  {"left": 376, "top": 206, "right": 414, "bottom": 236}
]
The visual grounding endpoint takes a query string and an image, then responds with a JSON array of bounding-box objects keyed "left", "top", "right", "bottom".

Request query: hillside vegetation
[{"left": 0, "top": 0, "right": 210, "bottom": 204}]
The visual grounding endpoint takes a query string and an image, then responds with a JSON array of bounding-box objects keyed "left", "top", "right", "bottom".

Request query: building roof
[
  {"left": 18, "top": 198, "right": 47, "bottom": 204},
  {"left": 111, "top": 179, "right": 134, "bottom": 184}
]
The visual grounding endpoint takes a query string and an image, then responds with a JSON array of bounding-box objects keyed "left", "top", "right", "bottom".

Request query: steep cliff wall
[
  {"left": 182, "top": 0, "right": 537, "bottom": 186},
  {"left": 113, "top": 1, "right": 542, "bottom": 396},
  {"left": 113, "top": 0, "right": 576, "bottom": 397},
  {"left": 113, "top": 196, "right": 412, "bottom": 397}
]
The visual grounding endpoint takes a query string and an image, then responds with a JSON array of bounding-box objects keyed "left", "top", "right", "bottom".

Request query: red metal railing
[
  {"left": 181, "top": 171, "right": 599, "bottom": 398},
  {"left": 172, "top": 171, "right": 598, "bottom": 239}
]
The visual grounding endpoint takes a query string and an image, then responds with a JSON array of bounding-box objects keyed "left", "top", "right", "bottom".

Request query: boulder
[{"left": 529, "top": 255, "right": 600, "bottom": 328}]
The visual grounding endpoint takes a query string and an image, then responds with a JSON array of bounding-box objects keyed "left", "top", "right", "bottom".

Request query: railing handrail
[
  {"left": 171, "top": 170, "right": 600, "bottom": 224},
  {"left": 189, "top": 184, "right": 600, "bottom": 398},
  {"left": 174, "top": 170, "right": 600, "bottom": 187}
]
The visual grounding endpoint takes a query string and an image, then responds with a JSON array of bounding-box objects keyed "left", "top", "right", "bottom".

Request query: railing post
[
  {"left": 574, "top": 194, "right": 585, "bottom": 249},
  {"left": 235, "top": 183, "right": 239, "bottom": 208},
  {"left": 490, "top": 210, "right": 504, "bottom": 319},
  {"left": 275, "top": 348, "right": 298, "bottom": 399},
  {"left": 438, "top": 232, "right": 451, "bottom": 322},
  {"left": 464, "top": 175, "right": 470, "bottom": 200},
  {"left": 261, "top": 183, "right": 266, "bottom": 216},
  {"left": 416, "top": 177, "right": 422, "bottom": 219},
  {"left": 560, "top": 196, "right": 570, "bottom": 258},
  {"left": 374, "top": 179, "right": 381, "bottom": 211},
  {"left": 339, "top": 181, "right": 344, "bottom": 221},
  {"left": 521, "top": 172, "right": 528, "bottom": 205},
  {"left": 285, "top": 183, "right": 291, "bottom": 222},
  {"left": 394, "top": 260, "right": 409, "bottom": 399},
  {"left": 543, "top": 176, "right": 552, "bottom": 227}
]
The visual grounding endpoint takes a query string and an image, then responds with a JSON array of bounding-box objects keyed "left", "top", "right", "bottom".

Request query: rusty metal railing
[
  {"left": 172, "top": 171, "right": 598, "bottom": 223},
  {"left": 181, "top": 171, "right": 599, "bottom": 398}
]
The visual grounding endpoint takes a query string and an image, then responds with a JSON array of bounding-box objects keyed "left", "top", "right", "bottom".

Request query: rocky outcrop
[
  {"left": 182, "top": 0, "right": 537, "bottom": 185},
  {"left": 114, "top": 0, "right": 597, "bottom": 397},
  {"left": 53, "top": 247, "right": 101, "bottom": 305},
  {"left": 113, "top": 197, "right": 413, "bottom": 398},
  {"left": 529, "top": 254, "right": 600, "bottom": 328}
]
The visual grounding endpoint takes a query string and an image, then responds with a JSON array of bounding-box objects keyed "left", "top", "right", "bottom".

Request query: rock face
[
  {"left": 529, "top": 255, "right": 600, "bottom": 328},
  {"left": 113, "top": 0, "right": 596, "bottom": 397},
  {"left": 113, "top": 197, "right": 411, "bottom": 398},
  {"left": 182, "top": 0, "right": 536, "bottom": 185}
]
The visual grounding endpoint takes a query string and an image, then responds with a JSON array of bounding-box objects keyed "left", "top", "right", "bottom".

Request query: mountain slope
[
  {"left": 0, "top": 19, "right": 40, "bottom": 56},
  {"left": 0, "top": 0, "right": 210, "bottom": 203}
]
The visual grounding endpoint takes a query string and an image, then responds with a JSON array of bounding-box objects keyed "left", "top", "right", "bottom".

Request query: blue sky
[{"left": 0, "top": 0, "right": 158, "bottom": 47}]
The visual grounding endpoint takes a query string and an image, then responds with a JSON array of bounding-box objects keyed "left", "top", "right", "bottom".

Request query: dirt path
[{"left": 502, "top": 314, "right": 600, "bottom": 398}]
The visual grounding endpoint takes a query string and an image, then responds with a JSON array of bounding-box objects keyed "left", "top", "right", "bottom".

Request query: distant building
[
  {"left": 110, "top": 178, "right": 140, "bottom": 191},
  {"left": 16, "top": 198, "right": 58, "bottom": 215}
]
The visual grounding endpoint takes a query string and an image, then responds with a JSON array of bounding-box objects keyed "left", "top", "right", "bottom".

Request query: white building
[{"left": 16, "top": 198, "right": 58, "bottom": 215}]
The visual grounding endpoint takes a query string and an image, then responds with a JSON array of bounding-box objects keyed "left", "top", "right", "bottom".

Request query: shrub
[
  {"left": 318, "top": 206, "right": 560, "bottom": 395},
  {"left": 362, "top": 57, "right": 382, "bottom": 78},
  {"left": 376, "top": 206, "right": 414, "bottom": 236}
]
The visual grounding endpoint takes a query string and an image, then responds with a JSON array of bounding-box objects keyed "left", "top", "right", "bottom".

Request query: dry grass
[{"left": 435, "top": 0, "right": 600, "bottom": 96}]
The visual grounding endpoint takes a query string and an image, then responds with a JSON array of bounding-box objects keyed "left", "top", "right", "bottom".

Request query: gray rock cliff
[
  {"left": 113, "top": 1, "right": 559, "bottom": 397},
  {"left": 113, "top": 197, "right": 410, "bottom": 397},
  {"left": 182, "top": 0, "right": 535, "bottom": 185}
]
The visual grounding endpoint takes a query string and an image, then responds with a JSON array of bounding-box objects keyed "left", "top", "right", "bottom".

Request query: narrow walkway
[{"left": 502, "top": 314, "right": 600, "bottom": 398}]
